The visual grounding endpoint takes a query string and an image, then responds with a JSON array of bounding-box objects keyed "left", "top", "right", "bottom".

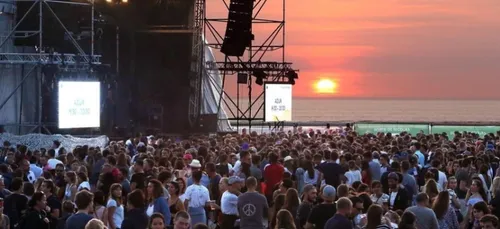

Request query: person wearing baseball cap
[
  {"left": 305, "top": 185, "right": 337, "bottom": 229},
  {"left": 220, "top": 176, "right": 242, "bottom": 229},
  {"left": 387, "top": 172, "right": 410, "bottom": 211}
]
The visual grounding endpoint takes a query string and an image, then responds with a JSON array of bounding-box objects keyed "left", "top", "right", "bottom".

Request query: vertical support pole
[
  {"left": 91, "top": 0, "right": 94, "bottom": 57},
  {"left": 39, "top": 0, "right": 43, "bottom": 54},
  {"left": 116, "top": 26, "right": 119, "bottom": 75}
]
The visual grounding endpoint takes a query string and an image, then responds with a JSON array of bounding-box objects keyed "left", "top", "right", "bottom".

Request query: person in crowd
[
  {"left": 0, "top": 198, "right": 10, "bottom": 229},
  {"left": 121, "top": 189, "right": 148, "bottom": 229},
  {"left": 17, "top": 192, "right": 49, "bottom": 229},
  {"left": 467, "top": 201, "right": 490, "bottom": 229},
  {"left": 364, "top": 204, "right": 391, "bottom": 229},
  {"left": 316, "top": 151, "right": 344, "bottom": 189},
  {"left": 350, "top": 196, "right": 365, "bottom": 228},
  {"left": 305, "top": 185, "right": 337, "bottom": 229},
  {"left": 296, "top": 185, "right": 317, "bottom": 229},
  {"left": 370, "top": 181, "right": 389, "bottom": 208},
  {"left": 387, "top": 172, "right": 410, "bottom": 211},
  {"left": 270, "top": 194, "right": 285, "bottom": 229},
  {"left": 167, "top": 181, "right": 184, "bottom": 225},
  {"left": 130, "top": 160, "right": 146, "bottom": 192},
  {"left": 183, "top": 171, "right": 210, "bottom": 226},
  {"left": 63, "top": 171, "right": 78, "bottom": 201},
  {"left": 479, "top": 214, "right": 499, "bottom": 229},
  {"left": 4, "top": 177, "right": 28, "bottom": 229},
  {"left": 432, "top": 191, "right": 459, "bottom": 229},
  {"left": 274, "top": 209, "right": 296, "bottom": 229},
  {"left": 398, "top": 211, "right": 417, "bottom": 229},
  {"left": 344, "top": 160, "right": 361, "bottom": 186},
  {"left": 405, "top": 193, "right": 439, "bottom": 229},
  {"left": 57, "top": 201, "right": 75, "bottom": 229},
  {"left": 171, "top": 211, "right": 190, "bottom": 229},
  {"left": 148, "top": 213, "right": 166, "bottom": 229},
  {"left": 42, "top": 179, "right": 61, "bottom": 220},
  {"left": 64, "top": 190, "right": 94, "bottom": 229},
  {"left": 283, "top": 188, "right": 300, "bottom": 217},
  {"left": 93, "top": 191, "right": 108, "bottom": 225},
  {"left": 220, "top": 176, "right": 241, "bottom": 229},
  {"left": 263, "top": 152, "right": 284, "bottom": 202},
  {"left": 146, "top": 179, "right": 171, "bottom": 225},
  {"left": 324, "top": 197, "right": 353, "bottom": 229},
  {"left": 84, "top": 219, "right": 107, "bottom": 229},
  {"left": 106, "top": 183, "right": 124, "bottom": 229},
  {"left": 237, "top": 176, "right": 268, "bottom": 229}
]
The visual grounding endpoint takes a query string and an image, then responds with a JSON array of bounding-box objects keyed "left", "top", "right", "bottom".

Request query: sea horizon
[{"left": 221, "top": 98, "right": 500, "bottom": 123}]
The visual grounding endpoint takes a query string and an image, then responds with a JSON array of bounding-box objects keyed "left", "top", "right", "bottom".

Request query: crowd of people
[{"left": 1, "top": 126, "right": 500, "bottom": 229}]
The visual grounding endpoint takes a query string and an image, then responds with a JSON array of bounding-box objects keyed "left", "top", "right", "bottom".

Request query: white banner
[{"left": 264, "top": 83, "right": 292, "bottom": 122}]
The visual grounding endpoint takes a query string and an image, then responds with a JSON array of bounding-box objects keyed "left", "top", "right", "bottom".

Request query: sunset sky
[{"left": 206, "top": 0, "right": 500, "bottom": 99}]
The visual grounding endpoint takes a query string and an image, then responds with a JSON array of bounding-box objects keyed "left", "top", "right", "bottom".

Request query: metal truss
[
  {"left": 0, "top": 53, "right": 101, "bottom": 65},
  {"left": 187, "top": 0, "right": 205, "bottom": 128},
  {"left": 0, "top": 0, "right": 102, "bottom": 133},
  {"left": 204, "top": 0, "right": 295, "bottom": 130}
]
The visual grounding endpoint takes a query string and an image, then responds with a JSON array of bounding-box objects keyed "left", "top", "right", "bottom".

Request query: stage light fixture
[
  {"left": 105, "top": 0, "right": 112, "bottom": 3},
  {"left": 253, "top": 70, "right": 268, "bottom": 86},
  {"left": 286, "top": 70, "right": 298, "bottom": 85}
]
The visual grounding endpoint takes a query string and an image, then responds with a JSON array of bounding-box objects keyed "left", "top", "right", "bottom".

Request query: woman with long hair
[
  {"left": 270, "top": 194, "right": 286, "bottom": 229},
  {"left": 77, "top": 172, "right": 91, "bottom": 191},
  {"left": 432, "top": 191, "right": 459, "bottom": 229},
  {"left": 175, "top": 178, "right": 187, "bottom": 201},
  {"left": 489, "top": 177, "right": 500, "bottom": 219},
  {"left": 146, "top": 179, "right": 171, "bottom": 225},
  {"left": 106, "top": 183, "right": 124, "bottom": 229},
  {"left": 93, "top": 191, "right": 108, "bottom": 226},
  {"left": 148, "top": 213, "right": 166, "bottom": 229},
  {"left": 64, "top": 171, "right": 78, "bottom": 201},
  {"left": 303, "top": 160, "right": 319, "bottom": 186},
  {"left": 424, "top": 179, "right": 440, "bottom": 202},
  {"left": 364, "top": 204, "right": 391, "bottom": 229},
  {"left": 478, "top": 165, "right": 492, "bottom": 201},
  {"left": 274, "top": 209, "right": 296, "bottom": 229},
  {"left": 283, "top": 188, "right": 300, "bottom": 217},
  {"left": 167, "top": 181, "right": 185, "bottom": 225},
  {"left": 463, "top": 178, "right": 488, "bottom": 227}
]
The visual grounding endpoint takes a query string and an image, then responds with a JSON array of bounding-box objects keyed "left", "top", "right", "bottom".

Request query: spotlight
[
  {"left": 285, "top": 70, "right": 298, "bottom": 85},
  {"left": 105, "top": 0, "right": 112, "bottom": 3},
  {"left": 252, "top": 70, "right": 268, "bottom": 86},
  {"left": 122, "top": 0, "right": 128, "bottom": 2}
]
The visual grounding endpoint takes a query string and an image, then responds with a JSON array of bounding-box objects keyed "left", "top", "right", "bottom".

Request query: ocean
[{"left": 224, "top": 98, "right": 500, "bottom": 124}]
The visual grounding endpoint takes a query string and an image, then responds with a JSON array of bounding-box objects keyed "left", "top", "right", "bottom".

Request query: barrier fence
[{"left": 354, "top": 123, "right": 500, "bottom": 137}]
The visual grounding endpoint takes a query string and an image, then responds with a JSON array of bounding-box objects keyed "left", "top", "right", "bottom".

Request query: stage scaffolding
[
  {"left": 0, "top": 0, "right": 102, "bottom": 134},
  {"left": 203, "top": 0, "right": 296, "bottom": 131}
]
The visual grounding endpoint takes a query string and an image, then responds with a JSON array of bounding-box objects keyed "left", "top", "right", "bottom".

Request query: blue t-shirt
[
  {"left": 324, "top": 214, "right": 353, "bottom": 229},
  {"left": 65, "top": 213, "right": 93, "bottom": 229}
]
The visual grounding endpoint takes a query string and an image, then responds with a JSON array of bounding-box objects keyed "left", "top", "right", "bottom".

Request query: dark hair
[
  {"left": 174, "top": 211, "right": 190, "bottom": 221},
  {"left": 109, "top": 183, "right": 123, "bottom": 205},
  {"left": 169, "top": 181, "right": 181, "bottom": 196},
  {"left": 11, "top": 178, "right": 23, "bottom": 191},
  {"left": 23, "top": 182, "right": 35, "bottom": 197},
  {"left": 62, "top": 200, "right": 75, "bottom": 214},
  {"left": 480, "top": 214, "right": 499, "bottom": 228},
  {"left": 193, "top": 224, "right": 209, "bottom": 229},
  {"left": 148, "top": 179, "right": 164, "bottom": 202},
  {"left": 43, "top": 180, "right": 56, "bottom": 194},
  {"left": 93, "top": 190, "right": 106, "bottom": 206},
  {"left": 473, "top": 201, "right": 490, "bottom": 215},
  {"left": 192, "top": 171, "right": 202, "bottom": 182},
  {"left": 304, "top": 160, "right": 315, "bottom": 179},
  {"left": 28, "top": 192, "right": 45, "bottom": 208},
  {"left": 157, "top": 171, "right": 172, "bottom": 183},
  {"left": 128, "top": 189, "right": 146, "bottom": 208},
  {"left": 149, "top": 213, "right": 165, "bottom": 229},
  {"left": 75, "top": 190, "right": 94, "bottom": 210}
]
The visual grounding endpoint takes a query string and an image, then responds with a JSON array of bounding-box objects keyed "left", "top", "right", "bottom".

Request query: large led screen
[{"left": 58, "top": 81, "right": 101, "bottom": 129}]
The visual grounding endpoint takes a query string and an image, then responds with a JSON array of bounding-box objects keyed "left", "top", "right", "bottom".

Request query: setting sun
[{"left": 314, "top": 79, "right": 337, "bottom": 94}]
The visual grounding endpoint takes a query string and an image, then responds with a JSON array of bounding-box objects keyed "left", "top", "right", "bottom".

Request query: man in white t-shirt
[{"left": 47, "top": 149, "right": 63, "bottom": 170}]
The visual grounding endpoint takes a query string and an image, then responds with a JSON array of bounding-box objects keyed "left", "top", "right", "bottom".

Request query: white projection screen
[
  {"left": 58, "top": 81, "right": 101, "bottom": 129},
  {"left": 264, "top": 83, "right": 293, "bottom": 122}
]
